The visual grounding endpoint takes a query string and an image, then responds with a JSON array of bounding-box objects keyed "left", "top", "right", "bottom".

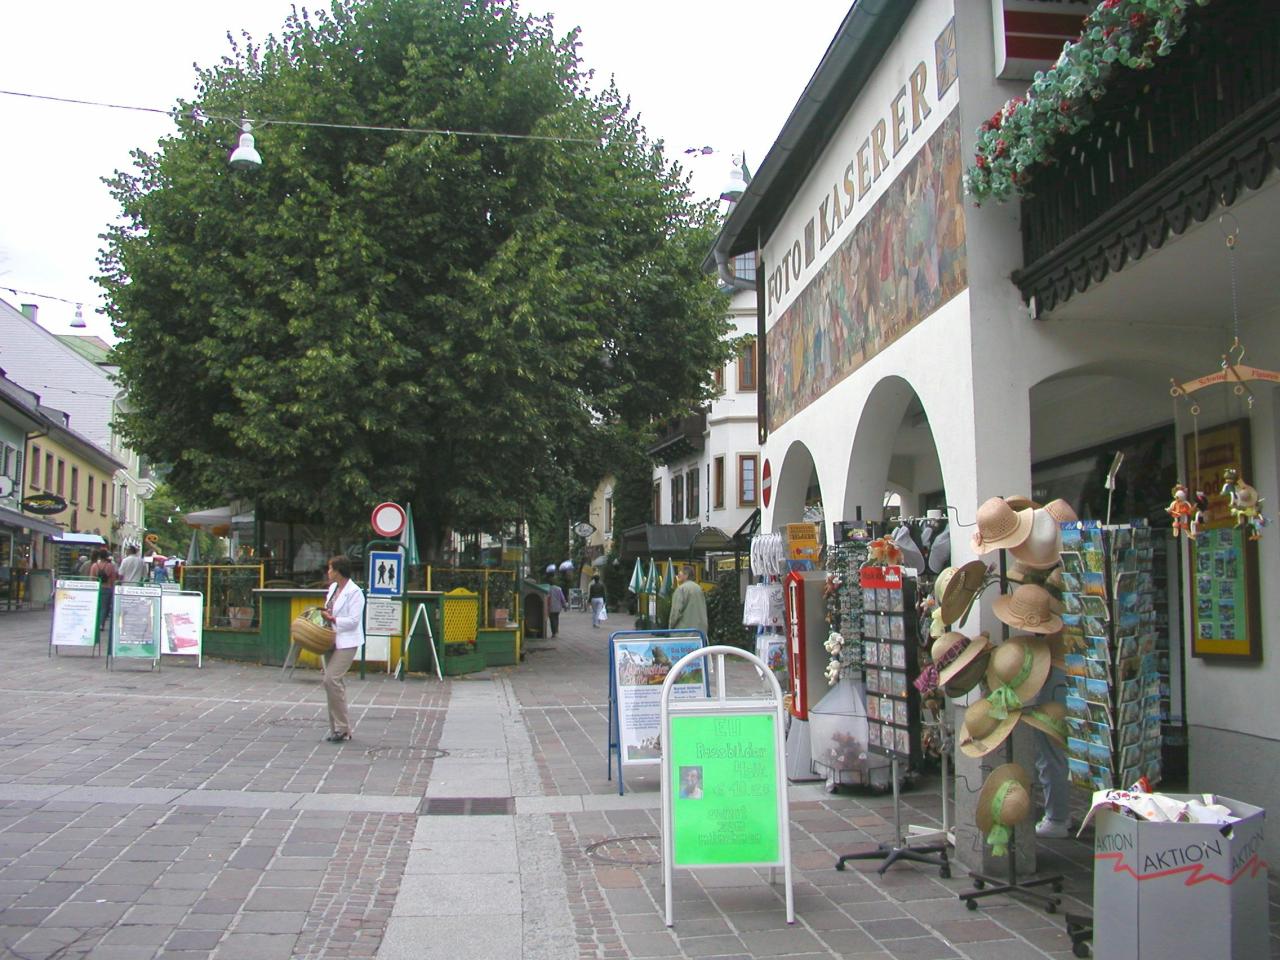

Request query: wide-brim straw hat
[
  {"left": 1021, "top": 701, "right": 1068, "bottom": 748},
  {"left": 939, "top": 560, "right": 989, "bottom": 624},
  {"left": 933, "top": 631, "right": 991, "bottom": 688},
  {"left": 971, "top": 497, "right": 1035, "bottom": 555},
  {"left": 1044, "top": 498, "right": 1079, "bottom": 524},
  {"left": 976, "top": 763, "right": 1032, "bottom": 837},
  {"left": 1008, "top": 508, "right": 1063, "bottom": 570},
  {"left": 1046, "top": 630, "right": 1068, "bottom": 670},
  {"left": 944, "top": 653, "right": 991, "bottom": 698},
  {"left": 1005, "top": 495, "right": 1041, "bottom": 512},
  {"left": 959, "top": 697, "right": 1020, "bottom": 758},
  {"left": 985, "top": 635, "right": 1051, "bottom": 705},
  {"left": 993, "top": 584, "right": 1064, "bottom": 635}
]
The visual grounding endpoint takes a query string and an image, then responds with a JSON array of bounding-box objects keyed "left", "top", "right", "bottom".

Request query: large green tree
[{"left": 99, "top": 0, "right": 728, "bottom": 555}]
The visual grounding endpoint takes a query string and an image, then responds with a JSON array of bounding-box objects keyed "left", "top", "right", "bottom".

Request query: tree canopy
[{"left": 99, "top": 0, "right": 728, "bottom": 553}]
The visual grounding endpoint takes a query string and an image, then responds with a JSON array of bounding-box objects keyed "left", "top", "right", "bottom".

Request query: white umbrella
[{"left": 185, "top": 530, "right": 201, "bottom": 564}]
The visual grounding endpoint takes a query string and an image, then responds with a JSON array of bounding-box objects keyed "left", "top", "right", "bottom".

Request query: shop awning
[
  {"left": 0, "top": 505, "right": 63, "bottom": 537},
  {"left": 184, "top": 506, "right": 233, "bottom": 534},
  {"left": 48, "top": 531, "right": 106, "bottom": 545}
]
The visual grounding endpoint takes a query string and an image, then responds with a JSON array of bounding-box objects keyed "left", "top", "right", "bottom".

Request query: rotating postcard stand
[
  {"left": 959, "top": 552, "right": 1062, "bottom": 914},
  {"left": 835, "top": 565, "right": 948, "bottom": 877}
]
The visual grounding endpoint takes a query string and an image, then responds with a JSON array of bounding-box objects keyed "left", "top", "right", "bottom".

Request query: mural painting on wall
[{"left": 766, "top": 108, "right": 968, "bottom": 432}]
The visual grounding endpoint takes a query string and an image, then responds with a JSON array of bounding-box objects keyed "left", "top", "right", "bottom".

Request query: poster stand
[
  {"left": 398, "top": 602, "right": 443, "bottom": 681},
  {"left": 49, "top": 578, "right": 102, "bottom": 657},
  {"left": 157, "top": 587, "right": 204, "bottom": 667},
  {"left": 607, "top": 629, "right": 709, "bottom": 795},
  {"left": 659, "top": 645, "right": 794, "bottom": 928},
  {"left": 108, "top": 584, "right": 162, "bottom": 672}
]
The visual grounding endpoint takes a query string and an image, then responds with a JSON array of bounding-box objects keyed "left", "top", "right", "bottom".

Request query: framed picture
[{"left": 1186, "top": 420, "right": 1262, "bottom": 661}]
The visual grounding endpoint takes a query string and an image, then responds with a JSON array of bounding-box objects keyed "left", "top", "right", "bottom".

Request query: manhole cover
[
  {"left": 585, "top": 835, "right": 662, "bottom": 866},
  {"left": 366, "top": 746, "right": 448, "bottom": 761}
]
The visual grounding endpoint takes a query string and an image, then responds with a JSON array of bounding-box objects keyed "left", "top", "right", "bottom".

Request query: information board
[
  {"left": 112, "top": 584, "right": 161, "bottom": 661},
  {"left": 367, "top": 550, "right": 404, "bottom": 597},
  {"left": 611, "top": 633, "right": 707, "bottom": 767},
  {"left": 668, "top": 712, "right": 780, "bottom": 866},
  {"left": 51, "top": 579, "right": 101, "bottom": 648},
  {"left": 159, "top": 590, "right": 203, "bottom": 662},
  {"left": 365, "top": 598, "right": 403, "bottom": 636}
]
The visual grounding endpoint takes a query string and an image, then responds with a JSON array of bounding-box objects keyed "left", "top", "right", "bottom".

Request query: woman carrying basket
[{"left": 320, "top": 555, "right": 365, "bottom": 743}]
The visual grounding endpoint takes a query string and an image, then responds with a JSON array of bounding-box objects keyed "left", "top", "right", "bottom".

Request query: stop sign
[{"left": 761, "top": 459, "right": 772, "bottom": 508}]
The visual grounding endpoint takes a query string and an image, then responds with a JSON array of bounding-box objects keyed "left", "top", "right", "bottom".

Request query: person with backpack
[{"left": 89, "top": 549, "right": 119, "bottom": 639}]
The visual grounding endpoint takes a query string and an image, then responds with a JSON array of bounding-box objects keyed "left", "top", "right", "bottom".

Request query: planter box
[
  {"left": 441, "top": 649, "right": 486, "bottom": 676},
  {"left": 476, "top": 629, "right": 517, "bottom": 667}
]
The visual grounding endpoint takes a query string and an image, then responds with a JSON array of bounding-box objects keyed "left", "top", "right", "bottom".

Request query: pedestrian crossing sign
[{"left": 367, "top": 550, "right": 404, "bottom": 597}]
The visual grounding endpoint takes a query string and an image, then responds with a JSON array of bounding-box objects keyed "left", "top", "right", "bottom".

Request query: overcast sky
[{"left": 0, "top": 0, "right": 851, "bottom": 341}]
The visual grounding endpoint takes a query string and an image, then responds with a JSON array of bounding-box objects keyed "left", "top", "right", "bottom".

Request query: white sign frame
[
  {"left": 365, "top": 597, "right": 402, "bottom": 636},
  {"left": 159, "top": 588, "right": 204, "bottom": 666},
  {"left": 50, "top": 579, "right": 101, "bottom": 652},
  {"left": 659, "top": 645, "right": 794, "bottom": 928}
]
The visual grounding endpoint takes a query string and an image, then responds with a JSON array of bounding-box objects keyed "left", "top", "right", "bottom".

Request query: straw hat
[
  {"left": 938, "top": 560, "right": 989, "bottom": 625},
  {"left": 971, "top": 497, "right": 1035, "bottom": 554},
  {"left": 959, "top": 697, "right": 1020, "bottom": 757},
  {"left": 1005, "top": 495, "right": 1041, "bottom": 512},
  {"left": 932, "top": 631, "right": 991, "bottom": 688},
  {"left": 1044, "top": 498, "right": 1078, "bottom": 524},
  {"left": 993, "top": 584, "right": 1064, "bottom": 635},
  {"left": 1021, "top": 701, "right": 1068, "bottom": 748},
  {"left": 1008, "top": 508, "right": 1063, "bottom": 570},
  {"left": 984, "top": 635, "right": 1051, "bottom": 711},
  {"left": 1046, "top": 630, "right": 1068, "bottom": 670},
  {"left": 976, "top": 763, "right": 1032, "bottom": 855}
]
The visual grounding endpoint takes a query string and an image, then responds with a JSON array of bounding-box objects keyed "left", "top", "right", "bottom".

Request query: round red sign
[
  {"left": 370, "top": 502, "right": 407, "bottom": 538},
  {"left": 761, "top": 459, "right": 772, "bottom": 509}
]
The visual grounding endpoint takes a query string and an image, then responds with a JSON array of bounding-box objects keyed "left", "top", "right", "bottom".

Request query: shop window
[
  {"left": 87, "top": 475, "right": 95, "bottom": 511},
  {"left": 686, "top": 468, "right": 700, "bottom": 519},
  {"left": 70, "top": 466, "right": 79, "bottom": 504},
  {"left": 671, "top": 475, "right": 684, "bottom": 523},
  {"left": 714, "top": 456, "right": 725, "bottom": 509},
  {"left": 738, "top": 454, "right": 758, "bottom": 507},
  {"left": 56, "top": 459, "right": 65, "bottom": 496},
  {"left": 737, "top": 341, "right": 757, "bottom": 392},
  {"left": 652, "top": 482, "right": 661, "bottom": 523},
  {"left": 30, "top": 445, "right": 41, "bottom": 487}
]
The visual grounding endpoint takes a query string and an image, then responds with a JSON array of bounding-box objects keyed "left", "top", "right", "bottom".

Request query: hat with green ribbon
[
  {"left": 959, "top": 697, "right": 1020, "bottom": 758},
  {"left": 984, "top": 636, "right": 1050, "bottom": 720},
  {"left": 976, "top": 763, "right": 1031, "bottom": 857},
  {"left": 1021, "top": 701, "right": 1068, "bottom": 748}
]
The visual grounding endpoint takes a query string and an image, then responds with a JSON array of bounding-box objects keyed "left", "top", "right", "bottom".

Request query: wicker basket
[{"left": 291, "top": 608, "right": 336, "bottom": 654}]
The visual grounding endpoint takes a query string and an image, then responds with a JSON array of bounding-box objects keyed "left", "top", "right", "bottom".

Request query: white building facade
[{"left": 714, "top": 0, "right": 1280, "bottom": 870}]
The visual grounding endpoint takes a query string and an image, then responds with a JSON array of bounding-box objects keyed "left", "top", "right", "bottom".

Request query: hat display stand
[
  {"left": 958, "top": 550, "right": 1063, "bottom": 914},
  {"left": 834, "top": 563, "right": 949, "bottom": 878}
]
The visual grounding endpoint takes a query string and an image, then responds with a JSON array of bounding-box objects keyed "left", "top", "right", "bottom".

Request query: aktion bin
[{"left": 1092, "top": 795, "right": 1268, "bottom": 959}]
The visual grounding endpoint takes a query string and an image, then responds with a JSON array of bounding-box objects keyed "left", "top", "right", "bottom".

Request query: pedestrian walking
[
  {"left": 588, "top": 574, "right": 607, "bottom": 629},
  {"left": 319, "top": 555, "right": 365, "bottom": 743},
  {"left": 89, "top": 549, "right": 119, "bottom": 637},
  {"left": 547, "top": 582, "right": 566, "bottom": 638},
  {"left": 668, "top": 564, "right": 708, "bottom": 635},
  {"left": 117, "top": 545, "right": 146, "bottom": 584}
]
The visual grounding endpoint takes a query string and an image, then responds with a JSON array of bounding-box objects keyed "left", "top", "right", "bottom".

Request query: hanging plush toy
[
  {"left": 866, "top": 536, "right": 904, "bottom": 566},
  {"left": 1166, "top": 483, "right": 1194, "bottom": 537},
  {"left": 1190, "top": 491, "right": 1210, "bottom": 537},
  {"left": 1221, "top": 468, "right": 1267, "bottom": 541}
]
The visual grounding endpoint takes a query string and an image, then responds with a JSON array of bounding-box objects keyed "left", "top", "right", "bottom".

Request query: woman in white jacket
[{"left": 320, "top": 555, "right": 365, "bottom": 743}]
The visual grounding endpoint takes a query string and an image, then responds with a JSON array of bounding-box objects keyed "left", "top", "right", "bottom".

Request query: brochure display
[
  {"left": 1059, "top": 522, "right": 1163, "bottom": 791},
  {"left": 110, "top": 584, "right": 162, "bottom": 668},
  {"left": 159, "top": 588, "right": 204, "bottom": 665},
  {"left": 660, "top": 645, "right": 793, "bottom": 928},
  {"left": 607, "top": 629, "right": 709, "bottom": 795},
  {"left": 860, "top": 565, "right": 919, "bottom": 761},
  {"left": 50, "top": 579, "right": 101, "bottom": 652}
]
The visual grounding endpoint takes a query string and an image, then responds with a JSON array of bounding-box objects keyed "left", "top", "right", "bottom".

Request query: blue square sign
[{"left": 367, "top": 550, "right": 404, "bottom": 597}]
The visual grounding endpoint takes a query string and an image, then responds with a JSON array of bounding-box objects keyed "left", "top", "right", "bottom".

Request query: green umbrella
[
  {"left": 646, "top": 557, "right": 659, "bottom": 594},
  {"left": 659, "top": 558, "right": 676, "bottom": 598},
  {"left": 400, "top": 503, "right": 420, "bottom": 566},
  {"left": 628, "top": 557, "right": 643, "bottom": 593}
]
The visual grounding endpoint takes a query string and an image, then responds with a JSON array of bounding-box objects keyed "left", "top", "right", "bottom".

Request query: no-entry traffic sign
[
  {"left": 761, "top": 459, "right": 772, "bottom": 509},
  {"left": 370, "top": 502, "right": 406, "bottom": 538}
]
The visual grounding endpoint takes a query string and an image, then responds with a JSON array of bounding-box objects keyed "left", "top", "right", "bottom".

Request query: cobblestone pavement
[{"left": 3, "top": 606, "right": 1278, "bottom": 959}]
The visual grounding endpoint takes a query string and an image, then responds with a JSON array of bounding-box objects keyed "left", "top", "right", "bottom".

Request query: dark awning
[{"left": 0, "top": 505, "right": 63, "bottom": 537}]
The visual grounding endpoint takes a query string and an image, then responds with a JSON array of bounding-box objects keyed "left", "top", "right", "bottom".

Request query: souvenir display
[
  {"left": 976, "top": 764, "right": 1032, "bottom": 857},
  {"left": 860, "top": 564, "right": 919, "bottom": 763}
]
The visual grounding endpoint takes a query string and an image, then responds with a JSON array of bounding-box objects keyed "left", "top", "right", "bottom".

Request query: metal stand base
[
  {"left": 1065, "top": 912, "right": 1093, "bottom": 957},
  {"left": 836, "top": 840, "right": 950, "bottom": 877},
  {"left": 958, "top": 869, "right": 1063, "bottom": 912}
]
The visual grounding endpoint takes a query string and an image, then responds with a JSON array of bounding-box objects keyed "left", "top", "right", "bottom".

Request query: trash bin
[{"left": 1092, "top": 795, "right": 1268, "bottom": 959}]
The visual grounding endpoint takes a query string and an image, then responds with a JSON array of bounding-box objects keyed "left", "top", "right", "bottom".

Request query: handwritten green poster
[{"left": 669, "top": 712, "right": 779, "bottom": 866}]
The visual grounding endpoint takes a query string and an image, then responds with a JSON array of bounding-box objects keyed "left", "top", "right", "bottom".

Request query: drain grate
[
  {"left": 418, "top": 797, "right": 514, "bottom": 816},
  {"left": 366, "top": 746, "right": 448, "bottom": 761},
  {"left": 584, "top": 835, "right": 663, "bottom": 866}
]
